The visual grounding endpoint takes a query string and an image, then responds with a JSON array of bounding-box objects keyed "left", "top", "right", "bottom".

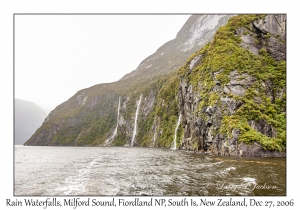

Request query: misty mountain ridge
[
  {"left": 14, "top": 99, "right": 47, "bottom": 145},
  {"left": 120, "top": 15, "right": 233, "bottom": 82}
]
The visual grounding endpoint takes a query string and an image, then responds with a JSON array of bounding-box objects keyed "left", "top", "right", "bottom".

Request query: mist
[{"left": 15, "top": 15, "right": 189, "bottom": 110}]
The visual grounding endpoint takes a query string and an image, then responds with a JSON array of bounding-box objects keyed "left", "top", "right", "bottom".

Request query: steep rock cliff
[
  {"left": 25, "top": 15, "right": 232, "bottom": 147},
  {"left": 25, "top": 15, "right": 286, "bottom": 158},
  {"left": 174, "top": 15, "right": 286, "bottom": 157}
]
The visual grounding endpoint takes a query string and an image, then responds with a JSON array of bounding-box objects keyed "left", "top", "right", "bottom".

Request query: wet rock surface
[
  {"left": 25, "top": 15, "right": 286, "bottom": 158},
  {"left": 223, "top": 70, "right": 256, "bottom": 97},
  {"left": 238, "top": 14, "right": 286, "bottom": 61},
  {"left": 176, "top": 15, "right": 286, "bottom": 157}
]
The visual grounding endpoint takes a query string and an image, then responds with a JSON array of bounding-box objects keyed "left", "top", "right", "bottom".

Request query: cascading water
[
  {"left": 172, "top": 113, "right": 182, "bottom": 150},
  {"left": 131, "top": 94, "right": 142, "bottom": 146},
  {"left": 105, "top": 97, "right": 121, "bottom": 145},
  {"left": 152, "top": 126, "right": 156, "bottom": 147}
]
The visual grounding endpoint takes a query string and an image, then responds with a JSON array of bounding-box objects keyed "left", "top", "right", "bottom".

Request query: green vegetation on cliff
[
  {"left": 178, "top": 15, "right": 285, "bottom": 151},
  {"left": 25, "top": 15, "right": 285, "bottom": 155}
]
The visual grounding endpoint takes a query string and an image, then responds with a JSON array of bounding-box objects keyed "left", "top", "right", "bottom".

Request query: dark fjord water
[{"left": 15, "top": 146, "right": 285, "bottom": 196}]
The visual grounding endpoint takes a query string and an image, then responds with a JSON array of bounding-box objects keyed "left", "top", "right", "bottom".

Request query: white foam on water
[
  {"left": 214, "top": 166, "right": 237, "bottom": 178},
  {"left": 225, "top": 167, "right": 236, "bottom": 171},
  {"left": 241, "top": 177, "right": 257, "bottom": 185},
  {"left": 52, "top": 156, "right": 100, "bottom": 195}
]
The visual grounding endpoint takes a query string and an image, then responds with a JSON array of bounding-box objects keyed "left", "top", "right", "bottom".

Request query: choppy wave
[{"left": 14, "top": 146, "right": 286, "bottom": 196}]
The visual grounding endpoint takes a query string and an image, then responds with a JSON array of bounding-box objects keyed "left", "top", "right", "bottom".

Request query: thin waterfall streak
[
  {"left": 131, "top": 94, "right": 143, "bottom": 146},
  {"left": 172, "top": 113, "right": 182, "bottom": 150},
  {"left": 106, "top": 97, "right": 121, "bottom": 145},
  {"left": 152, "top": 126, "right": 156, "bottom": 147}
]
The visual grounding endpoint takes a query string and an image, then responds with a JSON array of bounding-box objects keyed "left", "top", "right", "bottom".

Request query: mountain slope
[
  {"left": 120, "top": 15, "right": 233, "bottom": 82},
  {"left": 24, "top": 14, "right": 232, "bottom": 146},
  {"left": 14, "top": 99, "right": 47, "bottom": 145},
  {"left": 25, "top": 15, "right": 286, "bottom": 157}
]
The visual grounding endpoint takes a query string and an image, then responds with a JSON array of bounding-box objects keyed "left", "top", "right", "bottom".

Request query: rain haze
[{"left": 15, "top": 15, "right": 189, "bottom": 111}]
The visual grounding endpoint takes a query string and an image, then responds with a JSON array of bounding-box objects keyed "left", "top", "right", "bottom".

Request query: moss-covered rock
[{"left": 176, "top": 14, "right": 286, "bottom": 156}]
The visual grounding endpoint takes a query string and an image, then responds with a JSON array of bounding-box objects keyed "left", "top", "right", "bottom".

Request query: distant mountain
[{"left": 14, "top": 99, "right": 47, "bottom": 145}]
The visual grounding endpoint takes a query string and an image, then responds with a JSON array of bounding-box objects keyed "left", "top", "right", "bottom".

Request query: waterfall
[
  {"left": 131, "top": 94, "right": 142, "bottom": 146},
  {"left": 172, "top": 113, "right": 182, "bottom": 150},
  {"left": 105, "top": 97, "right": 121, "bottom": 145},
  {"left": 152, "top": 126, "right": 157, "bottom": 147}
]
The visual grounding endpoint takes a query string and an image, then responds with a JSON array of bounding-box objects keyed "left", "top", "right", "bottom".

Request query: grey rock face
[
  {"left": 220, "top": 98, "right": 243, "bottom": 115},
  {"left": 266, "top": 36, "right": 286, "bottom": 61},
  {"left": 143, "top": 90, "right": 156, "bottom": 116},
  {"left": 253, "top": 14, "right": 286, "bottom": 40},
  {"left": 223, "top": 70, "right": 256, "bottom": 97},
  {"left": 224, "top": 85, "right": 245, "bottom": 97},
  {"left": 179, "top": 15, "right": 234, "bottom": 52},
  {"left": 121, "top": 15, "right": 233, "bottom": 81},
  {"left": 249, "top": 120, "right": 277, "bottom": 138},
  {"left": 177, "top": 15, "right": 286, "bottom": 157},
  {"left": 240, "top": 34, "right": 259, "bottom": 55},
  {"left": 230, "top": 129, "right": 240, "bottom": 145},
  {"left": 189, "top": 55, "right": 203, "bottom": 71},
  {"left": 238, "top": 14, "right": 286, "bottom": 61},
  {"left": 76, "top": 91, "right": 87, "bottom": 107},
  {"left": 239, "top": 142, "right": 285, "bottom": 157}
]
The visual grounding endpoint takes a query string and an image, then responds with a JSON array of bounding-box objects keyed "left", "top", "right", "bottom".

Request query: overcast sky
[{"left": 15, "top": 15, "right": 189, "bottom": 111}]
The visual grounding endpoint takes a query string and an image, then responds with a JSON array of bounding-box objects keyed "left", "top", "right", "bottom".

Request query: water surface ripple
[{"left": 15, "top": 146, "right": 286, "bottom": 196}]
